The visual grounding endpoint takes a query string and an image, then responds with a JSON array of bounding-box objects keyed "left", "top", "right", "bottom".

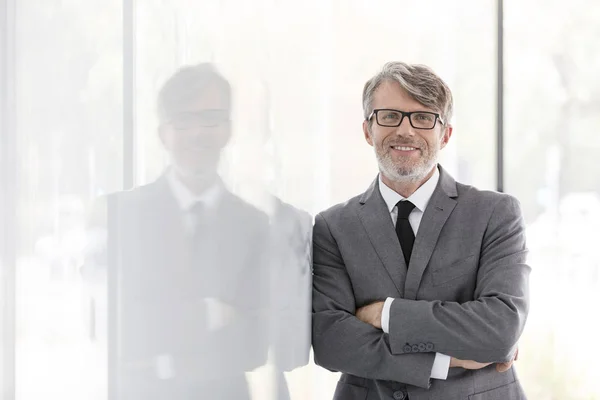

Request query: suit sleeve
[
  {"left": 80, "top": 195, "right": 109, "bottom": 283},
  {"left": 312, "top": 213, "right": 436, "bottom": 389},
  {"left": 193, "top": 215, "right": 272, "bottom": 376},
  {"left": 388, "top": 195, "right": 531, "bottom": 362},
  {"left": 270, "top": 208, "right": 312, "bottom": 371}
]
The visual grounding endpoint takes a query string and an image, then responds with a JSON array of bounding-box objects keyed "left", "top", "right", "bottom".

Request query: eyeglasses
[
  {"left": 367, "top": 109, "right": 444, "bottom": 130},
  {"left": 167, "top": 110, "right": 230, "bottom": 130}
]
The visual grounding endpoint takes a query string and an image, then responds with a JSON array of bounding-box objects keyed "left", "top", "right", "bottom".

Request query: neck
[
  {"left": 381, "top": 166, "right": 436, "bottom": 198},
  {"left": 174, "top": 169, "right": 218, "bottom": 196}
]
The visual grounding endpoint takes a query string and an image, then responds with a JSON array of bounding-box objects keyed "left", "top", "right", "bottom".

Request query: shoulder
[
  {"left": 272, "top": 198, "right": 312, "bottom": 227},
  {"left": 223, "top": 191, "right": 270, "bottom": 228},
  {"left": 85, "top": 183, "right": 154, "bottom": 228},
  {"left": 106, "top": 179, "right": 164, "bottom": 203},
  {"left": 456, "top": 182, "right": 521, "bottom": 207},
  {"left": 87, "top": 180, "right": 171, "bottom": 228},
  {"left": 455, "top": 182, "right": 524, "bottom": 222},
  {"left": 270, "top": 198, "right": 313, "bottom": 241},
  {"left": 316, "top": 193, "right": 363, "bottom": 221},
  {"left": 313, "top": 194, "right": 365, "bottom": 238}
]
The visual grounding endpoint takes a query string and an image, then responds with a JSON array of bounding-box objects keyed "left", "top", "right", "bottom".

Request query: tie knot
[
  {"left": 396, "top": 200, "right": 415, "bottom": 219},
  {"left": 188, "top": 201, "right": 206, "bottom": 236},
  {"left": 189, "top": 201, "right": 204, "bottom": 216}
]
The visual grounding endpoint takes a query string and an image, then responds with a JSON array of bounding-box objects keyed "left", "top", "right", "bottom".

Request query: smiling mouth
[{"left": 391, "top": 145, "right": 419, "bottom": 151}]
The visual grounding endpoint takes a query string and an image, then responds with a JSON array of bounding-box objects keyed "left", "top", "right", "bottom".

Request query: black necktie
[
  {"left": 189, "top": 201, "right": 206, "bottom": 238},
  {"left": 395, "top": 200, "right": 416, "bottom": 267},
  {"left": 188, "top": 202, "right": 209, "bottom": 274}
]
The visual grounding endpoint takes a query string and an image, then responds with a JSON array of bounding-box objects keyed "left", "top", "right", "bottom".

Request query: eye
[
  {"left": 381, "top": 111, "right": 400, "bottom": 120},
  {"left": 413, "top": 113, "right": 434, "bottom": 122}
]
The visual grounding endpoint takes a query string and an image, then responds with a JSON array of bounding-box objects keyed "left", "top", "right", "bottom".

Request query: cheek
[
  {"left": 161, "top": 131, "right": 176, "bottom": 151},
  {"left": 214, "top": 127, "right": 231, "bottom": 147},
  {"left": 168, "top": 135, "right": 186, "bottom": 151},
  {"left": 161, "top": 129, "right": 187, "bottom": 151},
  {"left": 435, "top": 137, "right": 445, "bottom": 150},
  {"left": 422, "top": 135, "right": 440, "bottom": 151},
  {"left": 374, "top": 131, "right": 392, "bottom": 147}
]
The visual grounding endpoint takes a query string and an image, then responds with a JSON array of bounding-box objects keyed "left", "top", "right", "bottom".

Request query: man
[
  {"left": 312, "top": 62, "right": 530, "bottom": 400},
  {"left": 83, "top": 63, "right": 310, "bottom": 399}
]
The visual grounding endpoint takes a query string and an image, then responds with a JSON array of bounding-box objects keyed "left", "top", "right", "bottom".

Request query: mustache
[
  {"left": 386, "top": 140, "right": 424, "bottom": 148},
  {"left": 183, "top": 134, "right": 223, "bottom": 148}
]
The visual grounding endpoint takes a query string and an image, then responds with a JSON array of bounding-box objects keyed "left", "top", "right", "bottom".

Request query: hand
[
  {"left": 154, "top": 353, "right": 176, "bottom": 380},
  {"left": 205, "top": 298, "right": 237, "bottom": 331},
  {"left": 496, "top": 347, "right": 519, "bottom": 373},
  {"left": 450, "top": 346, "right": 519, "bottom": 372},
  {"left": 355, "top": 301, "right": 385, "bottom": 329},
  {"left": 450, "top": 357, "right": 492, "bottom": 370}
]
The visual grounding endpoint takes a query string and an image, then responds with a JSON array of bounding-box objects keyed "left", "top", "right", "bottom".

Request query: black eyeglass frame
[
  {"left": 367, "top": 108, "right": 445, "bottom": 130},
  {"left": 164, "top": 110, "right": 231, "bottom": 130}
]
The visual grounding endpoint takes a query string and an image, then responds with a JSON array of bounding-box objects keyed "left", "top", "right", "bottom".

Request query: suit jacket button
[
  {"left": 411, "top": 344, "right": 419, "bottom": 353},
  {"left": 418, "top": 343, "right": 426, "bottom": 352},
  {"left": 393, "top": 390, "right": 406, "bottom": 400},
  {"left": 426, "top": 342, "right": 434, "bottom": 351},
  {"left": 403, "top": 345, "right": 412, "bottom": 353}
]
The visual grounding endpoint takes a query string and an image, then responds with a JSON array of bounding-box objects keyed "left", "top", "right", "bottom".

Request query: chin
[
  {"left": 377, "top": 151, "right": 435, "bottom": 182},
  {"left": 394, "top": 164, "right": 424, "bottom": 178},
  {"left": 382, "top": 164, "right": 431, "bottom": 184},
  {"left": 174, "top": 163, "right": 218, "bottom": 180}
]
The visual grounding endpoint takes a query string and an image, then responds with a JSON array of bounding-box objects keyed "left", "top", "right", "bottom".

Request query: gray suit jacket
[
  {"left": 83, "top": 176, "right": 270, "bottom": 399},
  {"left": 312, "top": 165, "right": 530, "bottom": 400}
]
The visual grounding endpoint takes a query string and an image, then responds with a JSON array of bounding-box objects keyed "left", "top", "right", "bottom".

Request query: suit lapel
[
  {"left": 357, "top": 179, "right": 407, "bottom": 297},
  {"left": 357, "top": 166, "right": 459, "bottom": 299},
  {"left": 144, "top": 176, "right": 189, "bottom": 278},
  {"left": 148, "top": 176, "right": 252, "bottom": 299},
  {"left": 404, "top": 166, "right": 458, "bottom": 299},
  {"left": 201, "top": 190, "right": 256, "bottom": 301}
]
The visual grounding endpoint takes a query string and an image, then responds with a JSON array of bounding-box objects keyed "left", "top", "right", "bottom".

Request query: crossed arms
[{"left": 311, "top": 195, "right": 530, "bottom": 389}]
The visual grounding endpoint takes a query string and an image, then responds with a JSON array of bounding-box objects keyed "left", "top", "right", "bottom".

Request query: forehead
[
  {"left": 372, "top": 80, "right": 433, "bottom": 112},
  {"left": 176, "top": 82, "right": 230, "bottom": 113}
]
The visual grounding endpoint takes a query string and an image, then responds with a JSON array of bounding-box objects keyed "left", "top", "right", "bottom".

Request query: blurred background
[{"left": 1, "top": 0, "right": 600, "bottom": 399}]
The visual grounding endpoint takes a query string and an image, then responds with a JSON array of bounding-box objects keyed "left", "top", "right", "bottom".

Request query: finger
[
  {"left": 466, "top": 361, "right": 491, "bottom": 370},
  {"left": 356, "top": 309, "right": 366, "bottom": 322},
  {"left": 496, "top": 360, "right": 513, "bottom": 373},
  {"left": 480, "top": 362, "right": 492, "bottom": 370}
]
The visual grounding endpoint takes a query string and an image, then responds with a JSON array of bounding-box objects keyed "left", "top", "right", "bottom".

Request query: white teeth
[{"left": 393, "top": 146, "right": 416, "bottom": 151}]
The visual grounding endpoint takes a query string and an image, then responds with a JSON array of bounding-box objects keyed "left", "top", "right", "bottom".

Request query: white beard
[
  {"left": 375, "top": 147, "right": 438, "bottom": 184},
  {"left": 171, "top": 157, "right": 219, "bottom": 184}
]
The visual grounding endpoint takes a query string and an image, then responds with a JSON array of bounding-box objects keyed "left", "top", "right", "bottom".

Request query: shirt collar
[
  {"left": 166, "top": 168, "right": 223, "bottom": 211},
  {"left": 378, "top": 166, "right": 440, "bottom": 213}
]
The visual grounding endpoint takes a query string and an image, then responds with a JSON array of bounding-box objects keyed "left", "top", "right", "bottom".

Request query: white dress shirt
[
  {"left": 378, "top": 167, "right": 451, "bottom": 380},
  {"left": 166, "top": 169, "right": 222, "bottom": 234},
  {"left": 166, "top": 169, "right": 233, "bottom": 334}
]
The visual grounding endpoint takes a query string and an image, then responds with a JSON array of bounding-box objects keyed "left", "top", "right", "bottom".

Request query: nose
[{"left": 394, "top": 115, "right": 415, "bottom": 136}]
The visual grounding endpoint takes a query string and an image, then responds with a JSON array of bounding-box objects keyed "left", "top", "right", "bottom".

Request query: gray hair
[
  {"left": 157, "top": 63, "right": 231, "bottom": 123},
  {"left": 362, "top": 61, "right": 454, "bottom": 126}
]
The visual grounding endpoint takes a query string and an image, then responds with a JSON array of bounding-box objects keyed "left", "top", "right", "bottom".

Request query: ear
[
  {"left": 218, "top": 128, "right": 233, "bottom": 148},
  {"left": 363, "top": 120, "right": 374, "bottom": 146},
  {"left": 439, "top": 124, "right": 453, "bottom": 149},
  {"left": 158, "top": 124, "right": 169, "bottom": 148}
]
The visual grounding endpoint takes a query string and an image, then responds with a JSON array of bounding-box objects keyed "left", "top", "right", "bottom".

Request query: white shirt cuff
[
  {"left": 430, "top": 353, "right": 451, "bottom": 380},
  {"left": 381, "top": 297, "right": 394, "bottom": 333}
]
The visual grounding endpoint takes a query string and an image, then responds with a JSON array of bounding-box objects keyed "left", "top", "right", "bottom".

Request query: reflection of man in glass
[
  {"left": 158, "top": 64, "right": 232, "bottom": 193},
  {"left": 85, "top": 63, "right": 274, "bottom": 399}
]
